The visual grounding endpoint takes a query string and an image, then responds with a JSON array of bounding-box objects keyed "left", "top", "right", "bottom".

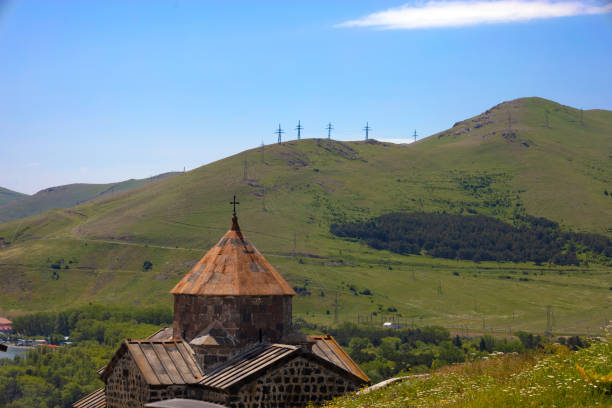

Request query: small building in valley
[
  {"left": 73, "top": 211, "right": 368, "bottom": 408},
  {"left": 0, "top": 317, "right": 12, "bottom": 333}
]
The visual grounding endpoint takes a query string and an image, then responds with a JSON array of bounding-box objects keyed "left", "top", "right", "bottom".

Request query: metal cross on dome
[{"left": 230, "top": 195, "right": 240, "bottom": 216}]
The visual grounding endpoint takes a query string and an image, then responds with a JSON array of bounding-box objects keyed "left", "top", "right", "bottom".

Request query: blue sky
[{"left": 1, "top": 1, "right": 611, "bottom": 194}]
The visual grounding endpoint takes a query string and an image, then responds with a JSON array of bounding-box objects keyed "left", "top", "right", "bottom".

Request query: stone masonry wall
[
  {"left": 149, "top": 385, "right": 189, "bottom": 403},
  {"left": 173, "top": 295, "right": 292, "bottom": 345},
  {"left": 105, "top": 351, "right": 193, "bottom": 407},
  {"left": 229, "top": 356, "right": 358, "bottom": 408},
  {"left": 192, "top": 345, "right": 238, "bottom": 371},
  {"left": 105, "top": 352, "right": 149, "bottom": 408}
]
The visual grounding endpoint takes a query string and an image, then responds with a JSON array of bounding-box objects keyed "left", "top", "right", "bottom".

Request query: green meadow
[{"left": 0, "top": 97, "right": 610, "bottom": 335}]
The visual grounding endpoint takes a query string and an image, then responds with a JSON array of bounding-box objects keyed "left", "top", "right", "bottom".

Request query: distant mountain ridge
[
  {"left": 0, "top": 97, "right": 610, "bottom": 335},
  {"left": 0, "top": 172, "right": 180, "bottom": 223},
  {"left": 0, "top": 187, "right": 27, "bottom": 207}
]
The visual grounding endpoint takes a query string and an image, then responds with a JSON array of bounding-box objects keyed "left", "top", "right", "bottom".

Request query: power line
[
  {"left": 326, "top": 122, "right": 333, "bottom": 140},
  {"left": 261, "top": 140, "right": 265, "bottom": 164},
  {"left": 295, "top": 120, "right": 303, "bottom": 140},
  {"left": 546, "top": 305, "right": 553, "bottom": 337},
  {"left": 243, "top": 154, "right": 248, "bottom": 181},
  {"left": 334, "top": 292, "right": 339, "bottom": 324},
  {"left": 363, "top": 122, "right": 371, "bottom": 140},
  {"left": 275, "top": 124, "right": 284, "bottom": 144}
]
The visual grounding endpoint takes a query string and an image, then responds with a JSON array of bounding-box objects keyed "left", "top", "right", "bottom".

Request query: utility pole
[
  {"left": 296, "top": 120, "right": 303, "bottom": 140},
  {"left": 243, "top": 154, "right": 248, "bottom": 181},
  {"left": 334, "top": 292, "right": 339, "bottom": 324},
  {"left": 275, "top": 124, "right": 284, "bottom": 144},
  {"left": 545, "top": 305, "right": 553, "bottom": 338},
  {"left": 326, "top": 122, "right": 333, "bottom": 140},
  {"left": 413, "top": 129, "right": 417, "bottom": 143},
  {"left": 363, "top": 122, "right": 371, "bottom": 140},
  {"left": 262, "top": 186, "right": 266, "bottom": 212},
  {"left": 261, "top": 140, "right": 265, "bottom": 164}
]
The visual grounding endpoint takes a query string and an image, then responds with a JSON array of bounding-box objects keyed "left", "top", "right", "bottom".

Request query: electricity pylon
[
  {"left": 296, "top": 120, "right": 303, "bottom": 140},
  {"left": 275, "top": 124, "right": 284, "bottom": 144},
  {"left": 363, "top": 122, "right": 371, "bottom": 140}
]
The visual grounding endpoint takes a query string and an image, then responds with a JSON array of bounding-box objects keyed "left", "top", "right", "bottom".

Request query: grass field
[
  {"left": 0, "top": 97, "right": 610, "bottom": 335},
  {"left": 324, "top": 336, "right": 612, "bottom": 408}
]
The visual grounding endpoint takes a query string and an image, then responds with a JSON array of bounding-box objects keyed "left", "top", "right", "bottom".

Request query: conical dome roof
[{"left": 171, "top": 216, "right": 296, "bottom": 296}]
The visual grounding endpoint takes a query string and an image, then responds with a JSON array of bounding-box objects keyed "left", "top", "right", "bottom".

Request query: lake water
[{"left": 0, "top": 345, "right": 30, "bottom": 360}]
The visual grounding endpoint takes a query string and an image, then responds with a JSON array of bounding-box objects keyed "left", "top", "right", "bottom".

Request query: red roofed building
[{"left": 0, "top": 317, "right": 12, "bottom": 333}]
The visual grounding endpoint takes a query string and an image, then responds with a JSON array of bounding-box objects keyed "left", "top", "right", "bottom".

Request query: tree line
[
  {"left": 11, "top": 304, "right": 172, "bottom": 339},
  {"left": 324, "top": 322, "right": 586, "bottom": 383},
  {"left": 331, "top": 212, "right": 611, "bottom": 265},
  {"left": 1, "top": 306, "right": 589, "bottom": 406},
  {"left": 1, "top": 305, "right": 169, "bottom": 408}
]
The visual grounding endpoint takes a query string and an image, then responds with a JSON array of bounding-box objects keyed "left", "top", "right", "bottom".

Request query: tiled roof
[
  {"left": 72, "top": 387, "right": 105, "bottom": 408},
  {"left": 199, "top": 343, "right": 299, "bottom": 389},
  {"left": 171, "top": 217, "right": 296, "bottom": 296},
  {"left": 311, "top": 334, "right": 370, "bottom": 383},
  {"left": 101, "top": 340, "right": 203, "bottom": 386}
]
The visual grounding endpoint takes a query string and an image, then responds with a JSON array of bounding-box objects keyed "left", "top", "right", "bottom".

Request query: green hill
[
  {"left": 0, "top": 97, "right": 610, "bottom": 335},
  {"left": 326, "top": 337, "right": 612, "bottom": 407},
  {"left": 0, "top": 172, "right": 180, "bottom": 223},
  {"left": 0, "top": 187, "right": 27, "bottom": 207}
]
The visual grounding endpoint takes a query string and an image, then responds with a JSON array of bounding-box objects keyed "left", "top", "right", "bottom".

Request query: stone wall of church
[
  {"left": 223, "top": 356, "right": 359, "bottom": 408},
  {"left": 105, "top": 352, "right": 191, "bottom": 407},
  {"left": 173, "top": 294, "right": 292, "bottom": 345},
  {"left": 105, "top": 352, "right": 149, "bottom": 408},
  {"left": 192, "top": 345, "right": 238, "bottom": 371},
  {"left": 149, "top": 385, "right": 190, "bottom": 402}
]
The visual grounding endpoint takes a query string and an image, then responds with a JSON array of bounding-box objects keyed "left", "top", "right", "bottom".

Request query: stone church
[{"left": 73, "top": 210, "right": 369, "bottom": 408}]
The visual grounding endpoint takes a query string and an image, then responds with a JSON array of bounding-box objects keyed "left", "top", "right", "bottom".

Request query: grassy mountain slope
[
  {"left": 0, "top": 187, "right": 27, "bottom": 207},
  {"left": 326, "top": 339, "right": 612, "bottom": 407},
  {"left": 0, "top": 172, "right": 180, "bottom": 223},
  {"left": 0, "top": 97, "right": 610, "bottom": 334}
]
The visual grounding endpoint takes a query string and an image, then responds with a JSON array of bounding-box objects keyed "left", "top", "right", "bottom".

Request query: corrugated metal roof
[
  {"left": 190, "top": 321, "right": 238, "bottom": 347},
  {"left": 127, "top": 340, "right": 203, "bottom": 385},
  {"left": 102, "top": 340, "right": 203, "bottom": 386},
  {"left": 311, "top": 335, "right": 370, "bottom": 383},
  {"left": 72, "top": 387, "right": 105, "bottom": 408},
  {"left": 199, "top": 343, "right": 299, "bottom": 389},
  {"left": 171, "top": 217, "right": 296, "bottom": 296},
  {"left": 147, "top": 327, "right": 174, "bottom": 341}
]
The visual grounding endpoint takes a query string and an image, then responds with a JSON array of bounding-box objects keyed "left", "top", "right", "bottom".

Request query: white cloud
[
  {"left": 336, "top": 0, "right": 612, "bottom": 30},
  {"left": 378, "top": 138, "right": 417, "bottom": 144}
]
